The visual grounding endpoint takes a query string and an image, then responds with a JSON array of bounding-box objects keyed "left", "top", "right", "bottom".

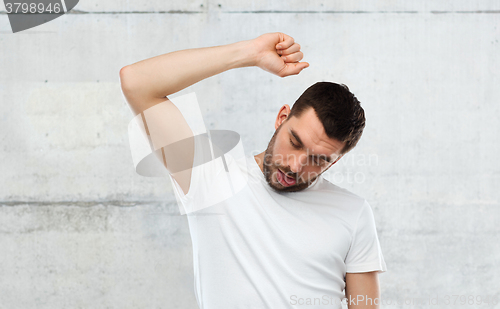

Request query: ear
[{"left": 275, "top": 104, "right": 291, "bottom": 130}]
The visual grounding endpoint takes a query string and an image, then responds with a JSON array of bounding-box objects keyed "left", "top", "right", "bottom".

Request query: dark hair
[{"left": 287, "top": 82, "right": 365, "bottom": 155}]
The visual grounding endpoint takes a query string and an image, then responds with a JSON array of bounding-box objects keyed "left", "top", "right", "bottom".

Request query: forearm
[{"left": 120, "top": 39, "right": 256, "bottom": 98}]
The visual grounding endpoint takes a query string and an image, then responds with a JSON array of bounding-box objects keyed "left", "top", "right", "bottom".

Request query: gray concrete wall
[{"left": 1, "top": 1, "right": 499, "bottom": 308}]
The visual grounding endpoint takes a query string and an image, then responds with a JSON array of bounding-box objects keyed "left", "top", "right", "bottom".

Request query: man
[{"left": 120, "top": 32, "right": 387, "bottom": 309}]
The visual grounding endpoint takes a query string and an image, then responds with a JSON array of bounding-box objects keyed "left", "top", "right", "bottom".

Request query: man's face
[{"left": 261, "top": 107, "right": 345, "bottom": 193}]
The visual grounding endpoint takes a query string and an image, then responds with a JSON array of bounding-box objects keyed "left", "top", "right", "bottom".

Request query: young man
[{"left": 120, "top": 32, "right": 387, "bottom": 309}]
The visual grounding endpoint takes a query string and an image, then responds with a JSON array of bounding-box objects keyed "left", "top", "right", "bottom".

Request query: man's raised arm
[
  {"left": 120, "top": 33, "right": 308, "bottom": 195},
  {"left": 119, "top": 32, "right": 309, "bottom": 115}
]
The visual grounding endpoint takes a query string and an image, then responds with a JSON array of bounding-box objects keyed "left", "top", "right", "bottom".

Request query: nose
[{"left": 287, "top": 153, "right": 308, "bottom": 175}]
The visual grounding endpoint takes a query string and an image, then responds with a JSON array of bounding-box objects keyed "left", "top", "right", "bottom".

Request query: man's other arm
[{"left": 345, "top": 272, "right": 381, "bottom": 309}]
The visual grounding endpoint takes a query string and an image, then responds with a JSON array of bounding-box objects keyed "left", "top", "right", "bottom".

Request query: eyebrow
[{"left": 289, "top": 128, "right": 334, "bottom": 163}]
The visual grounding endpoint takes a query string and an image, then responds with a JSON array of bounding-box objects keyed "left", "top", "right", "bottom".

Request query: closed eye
[
  {"left": 289, "top": 138, "right": 301, "bottom": 149},
  {"left": 290, "top": 138, "right": 322, "bottom": 165}
]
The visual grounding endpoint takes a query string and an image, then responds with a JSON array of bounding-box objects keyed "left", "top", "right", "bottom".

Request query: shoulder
[{"left": 315, "top": 177, "right": 366, "bottom": 208}]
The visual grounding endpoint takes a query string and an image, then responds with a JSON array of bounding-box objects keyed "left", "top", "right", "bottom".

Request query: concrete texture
[{"left": 1, "top": 1, "right": 499, "bottom": 308}]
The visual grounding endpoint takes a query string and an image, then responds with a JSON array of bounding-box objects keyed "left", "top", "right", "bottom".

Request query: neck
[{"left": 254, "top": 151, "right": 265, "bottom": 173}]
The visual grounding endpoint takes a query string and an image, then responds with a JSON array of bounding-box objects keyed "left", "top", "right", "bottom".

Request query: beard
[{"left": 262, "top": 123, "right": 322, "bottom": 193}]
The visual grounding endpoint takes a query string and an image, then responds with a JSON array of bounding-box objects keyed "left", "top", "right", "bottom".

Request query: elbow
[{"left": 119, "top": 65, "right": 136, "bottom": 93}]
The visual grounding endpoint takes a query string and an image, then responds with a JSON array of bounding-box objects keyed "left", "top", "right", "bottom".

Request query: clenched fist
[{"left": 250, "top": 32, "right": 309, "bottom": 77}]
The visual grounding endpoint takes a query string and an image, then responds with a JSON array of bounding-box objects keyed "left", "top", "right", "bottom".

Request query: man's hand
[{"left": 251, "top": 32, "right": 309, "bottom": 77}]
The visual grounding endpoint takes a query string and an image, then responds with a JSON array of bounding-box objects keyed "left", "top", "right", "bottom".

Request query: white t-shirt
[
  {"left": 127, "top": 92, "right": 387, "bottom": 309},
  {"left": 169, "top": 153, "right": 387, "bottom": 309}
]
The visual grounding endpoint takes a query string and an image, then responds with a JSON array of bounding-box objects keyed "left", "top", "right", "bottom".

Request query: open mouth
[{"left": 277, "top": 168, "right": 296, "bottom": 187}]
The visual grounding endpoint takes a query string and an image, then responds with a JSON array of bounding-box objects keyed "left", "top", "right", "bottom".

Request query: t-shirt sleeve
[
  {"left": 127, "top": 91, "right": 249, "bottom": 215},
  {"left": 344, "top": 200, "right": 387, "bottom": 273}
]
